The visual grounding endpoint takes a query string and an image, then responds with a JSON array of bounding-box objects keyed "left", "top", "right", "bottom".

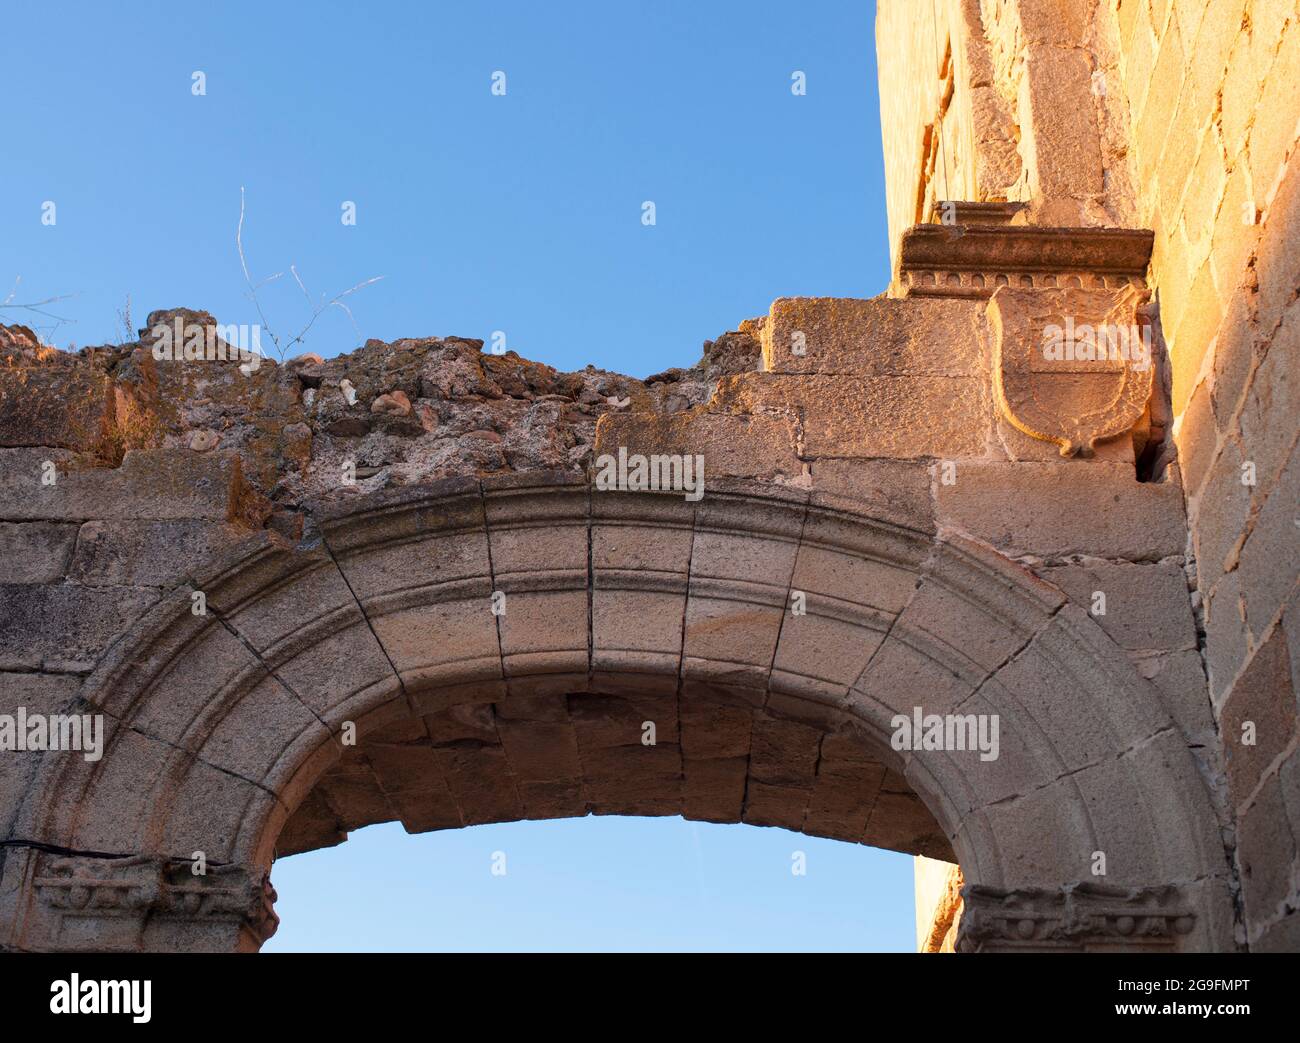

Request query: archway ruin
[{"left": 1, "top": 473, "right": 1232, "bottom": 951}]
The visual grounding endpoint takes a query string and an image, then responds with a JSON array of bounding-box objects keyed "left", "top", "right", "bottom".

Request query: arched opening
[
  {"left": 265, "top": 677, "right": 947, "bottom": 951},
  {"left": 4, "top": 475, "right": 1232, "bottom": 952},
  {"left": 263, "top": 819, "right": 920, "bottom": 952},
  {"left": 278, "top": 686, "right": 952, "bottom": 861}
]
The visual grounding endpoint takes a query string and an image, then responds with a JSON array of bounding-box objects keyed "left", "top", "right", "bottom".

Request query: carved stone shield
[{"left": 988, "top": 285, "right": 1154, "bottom": 457}]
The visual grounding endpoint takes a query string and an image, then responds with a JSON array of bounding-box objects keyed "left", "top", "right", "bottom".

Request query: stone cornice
[
  {"left": 957, "top": 881, "right": 1195, "bottom": 951},
  {"left": 897, "top": 223, "right": 1154, "bottom": 299},
  {"left": 33, "top": 854, "right": 279, "bottom": 945}
]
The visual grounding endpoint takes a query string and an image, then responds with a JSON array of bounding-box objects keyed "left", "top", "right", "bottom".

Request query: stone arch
[{"left": 2, "top": 474, "right": 1232, "bottom": 952}]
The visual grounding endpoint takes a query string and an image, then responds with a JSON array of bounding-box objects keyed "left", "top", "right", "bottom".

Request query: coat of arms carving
[{"left": 988, "top": 285, "right": 1155, "bottom": 457}]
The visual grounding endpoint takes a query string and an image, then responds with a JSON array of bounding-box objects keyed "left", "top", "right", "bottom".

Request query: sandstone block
[
  {"left": 742, "top": 780, "right": 811, "bottom": 831},
  {"left": 434, "top": 745, "right": 523, "bottom": 826},
  {"left": 1236, "top": 771, "right": 1297, "bottom": 934},
  {"left": 715, "top": 372, "right": 991, "bottom": 459},
  {"left": 1236, "top": 444, "right": 1300, "bottom": 640},
  {"left": 761, "top": 296, "right": 984, "bottom": 376},
  {"left": 1221, "top": 628, "right": 1296, "bottom": 804},
  {"left": 938, "top": 461, "right": 1187, "bottom": 560},
  {"left": 0, "top": 365, "right": 114, "bottom": 452},
  {"left": 749, "top": 716, "right": 821, "bottom": 788},
  {"left": 679, "top": 701, "right": 752, "bottom": 759},
  {"left": 1042, "top": 561, "right": 1197, "bottom": 652},
  {"left": 808, "top": 459, "right": 935, "bottom": 529},
  {"left": 682, "top": 756, "right": 747, "bottom": 822},
  {"left": 1204, "top": 570, "right": 1248, "bottom": 705},
  {"left": 0, "top": 448, "right": 253, "bottom": 522},
  {"left": 595, "top": 409, "right": 801, "bottom": 482}
]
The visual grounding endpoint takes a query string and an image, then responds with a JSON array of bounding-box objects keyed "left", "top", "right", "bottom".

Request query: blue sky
[
  {"left": 3, "top": 0, "right": 915, "bottom": 950},
  {"left": 265, "top": 818, "right": 914, "bottom": 953},
  {"left": 0, "top": 0, "right": 890, "bottom": 377}
]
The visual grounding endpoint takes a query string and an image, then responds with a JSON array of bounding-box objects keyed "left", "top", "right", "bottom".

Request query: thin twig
[
  {"left": 236, "top": 186, "right": 285, "bottom": 360},
  {"left": 236, "top": 191, "right": 382, "bottom": 361},
  {"left": 0, "top": 277, "right": 79, "bottom": 345},
  {"left": 283, "top": 275, "right": 384, "bottom": 352}
]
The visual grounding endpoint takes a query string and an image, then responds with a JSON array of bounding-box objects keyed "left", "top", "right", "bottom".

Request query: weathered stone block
[
  {"left": 715, "top": 372, "right": 991, "bottom": 459},
  {"left": 742, "top": 780, "right": 811, "bottom": 831},
  {"left": 0, "top": 582, "right": 158, "bottom": 672},
  {"left": 70, "top": 519, "right": 243, "bottom": 587},
  {"left": 851, "top": 631, "right": 980, "bottom": 718},
  {"left": 592, "top": 522, "right": 691, "bottom": 574},
  {"left": 275, "top": 790, "right": 346, "bottom": 856},
  {"left": 314, "top": 760, "right": 399, "bottom": 832},
  {"left": 1255, "top": 150, "right": 1300, "bottom": 340},
  {"left": 805, "top": 741, "right": 885, "bottom": 843},
  {"left": 864, "top": 789, "right": 950, "bottom": 859},
  {"left": 1130, "top": 648, "right": 1216, "bottom": 748},
  {"left": 1041, "top": 561, "right": 1197, "bottom": 652},
  {"left": 0, "top": 448, "right": 253, "bottom": 522},
  {"left": 771, "top": 609, "right": 886, "bottom": 689},
  {"left": 496, "top": 589, "right": 588, "bottom": 678},
  {"left": 1171, "top": 270, "right": 1220, "bottom": 421},
  {"left": 421, "top": 704, "right": 495, "bottom": 745},
  {"left": 749, "top": 716, "right": 821, "bottom": 787},
  {"left": 791, "top": 517, "right": 922, "bottom": 615},
  {"left": 1190, "top": 437, "right": 1252, "bottom": 578},
  {"left": 591, "top": 586, "right": 684, "bottom": 678},
  {"left": 1176, "top": 379, "right": 1217, "bottom": 498},
  {"left": 595, "top": 410, "right": 801, "bottom": 481},
  {"left": 938, "top": 461, "right": 1187, "bottom": 560},
  {"left": 761, "top": 296, "right": 984, "bottom": 376},
  {"left": 808, "top": 458, "right": 934, "bottom": 529},
  {"left": 368, "top": 590, "right": 502, "bottom": 690},
  {"left": 1236, "top": 772, "right": 1297, "bottom": 936},
  {"left": 496, "top": 720, "right": 582, "bottom": 782},
  {"left": 198, "top": 672, "right": 332, "bottom": 786},
  {"left": 433, "top": 745, "right": 522, "bottom": 826},
  {"left": 682, "top": 756, "right": 747, "bottom": 822},
  {"left": 333, "top": 529, "right": 490, "bottom": 603},
  {"left": 682, "top": 594, "right": 784, "bottom": 681},
  {"left": 1237, "top": 445, "right": 1300, "bottom": 640},
  {"left": 568, "top": 691, "right": 678, "bottom": 748},
  {"left": 0, "top": 671, "right": 81, "bottom": 837},
  {"left": 1221, "top": 628, "right": 1296, "bottom": 805},
  {"left": 0, "top": 365, "right": 114, "bottom": 452},
  {"left": 1204, "top": 570, "right": 1247, "bottom": 705},
  {"left": 679, "top": 700, "right": 751, "bottom": 759},
  {"left": 0, "top": 522, "right": 77, "bottom": 583},
  {"left": 1237, "top": 308, "right": 1298, "bottom": 494}
]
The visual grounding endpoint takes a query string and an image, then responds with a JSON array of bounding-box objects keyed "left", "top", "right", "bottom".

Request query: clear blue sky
[{"left": 2, "top": 0, "right": 915, "bottom": 951}]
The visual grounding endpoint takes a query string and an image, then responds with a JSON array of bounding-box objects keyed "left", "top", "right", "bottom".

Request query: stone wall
[
  {"left": 2, "top": 1, "right": 1285, "bottom": 950},
  {"left": 0, "top": 272, "right": 1235, "bottom": 950},
  {"left": 1109, "top": 0, "right": 1300, "bottom": 953},
  {"left": 876, "top": 0, "right": 1298, "bottom": 951}
]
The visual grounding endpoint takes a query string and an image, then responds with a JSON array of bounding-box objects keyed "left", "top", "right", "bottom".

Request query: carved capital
[
  {"left": 33, "top": 854, "right": 278, "bottom": 947},
  {"left": 957, "top": 882, "right": 1196, "bottom": 952}
]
